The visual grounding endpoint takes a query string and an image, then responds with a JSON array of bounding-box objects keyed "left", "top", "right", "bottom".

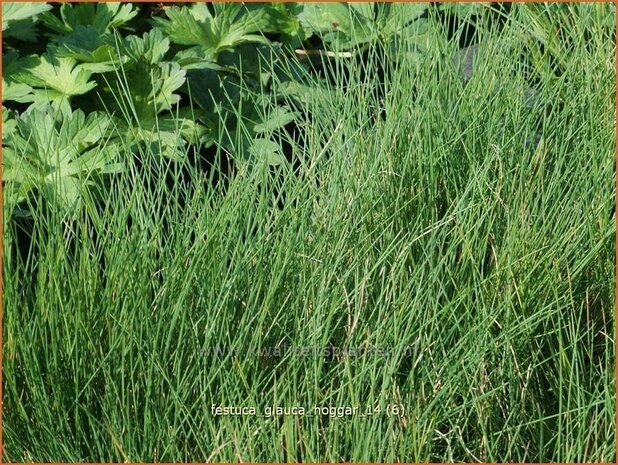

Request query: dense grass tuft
[{"left": 3, "top": 4, "right": 616, "bottom": 462}]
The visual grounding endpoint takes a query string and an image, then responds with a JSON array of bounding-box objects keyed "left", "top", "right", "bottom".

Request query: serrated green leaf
[
  {"left": 174, "top": 48, "right": 227, "bottom": 70},
  {"left": 217, "top": 42, "right": 284, "bottom": 81},
  {"left": 14, "top": 55, "right": 96, "bottom": 98},
  {"left": 152, "top": 5, "right": 215, "bottom": 50},
  {"left": 2, "top": 106, "right": 122, "bottom": 217},
  {"left": 153, "top": 3, "right": 273, "bottom": 61},
  {"left": 123, "top": 28, "right": 170, "bottom": 65},
  {"left": 2, "top": 2, "right": 52, "bottom": 28},
  {"left": 249, "top": 138, "right": 286, "bottom": 165},
  {"left": 3, "top": 52, "right": 36, "bottom": 104},
  {"left": 11, "top": 55, "right": 97, "bottom": 114},
  {"left": 3, "top": 19, "right": 39, "bottom": 42},
  {"left": 186, "top": 68, "right": 241, "bottom": 115},
  {"left": 101, "top": 29, "right": 185, "bottom": 126},
  {"left": 2, "top": 78, "right": 33, "bottom": 103},
  {"left": 53, "top": 25, "right": 121, "bottom": 72},
  {"left": 2, "top": 107, "right": 17, "bottom": 141},
  {"left": 381, "top": 3, "right": 428, "bottom": 37},
  {"left": 261, "top": 3, "right": 304, "bottom": 38},
  {"left": 122, "top": 119, "right": 190, "bottom": 162},
  {"left": 2, "top": 2, "right": 51, "bottom": 42},
  {"left": 439, "top": 3, "right": 491, "bottom": 20},
  {"left": 94, "top": 66, "right": 191, "bottom": 162},
  {"left": 298, "top": 3, "right": 374, "bottom": 48},
  {"left": 278, "top": 80, "right": 336, "bottom": 108},
  {"left": 40, "top": 2, "right": 137, "bottom": 34},
  {"left": 152, "top": 63, "right": 186, "bottom": 112},
  {"left": 121, "top": 61, "right": 185, "bottom": 120},
  {"left": 298, "top": 2, "right": 428, "bottom": 50},
  {"left": 253, "top": 106, "right": 298, "bottom": 133},
  {"left": 298, "top": 3, "right": 354, "bottom": 34}
]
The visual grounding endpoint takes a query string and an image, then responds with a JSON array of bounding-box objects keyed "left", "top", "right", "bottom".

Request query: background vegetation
[{"left": 2, "top": 2, "right": 616, "bottom": 462}]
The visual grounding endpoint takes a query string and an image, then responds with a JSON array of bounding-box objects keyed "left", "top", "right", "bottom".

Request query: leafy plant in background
[
  {"left": 35, "top": 2, "right": 199, "bottom": 160},
  {"left": 7, "top": 1, "right": 610, "bottom": 218},
  {"left": 1, "top": 1, "right": 431, "bottom": 217},
  {"left": 152, "top": 2, "right": 308, "bottom": 163},
  {"left": 2, "top": 2, "right": 194, "bottom": 219},
  {"left": 2, "top": 2, "right": 438, "bottom": 168}
]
